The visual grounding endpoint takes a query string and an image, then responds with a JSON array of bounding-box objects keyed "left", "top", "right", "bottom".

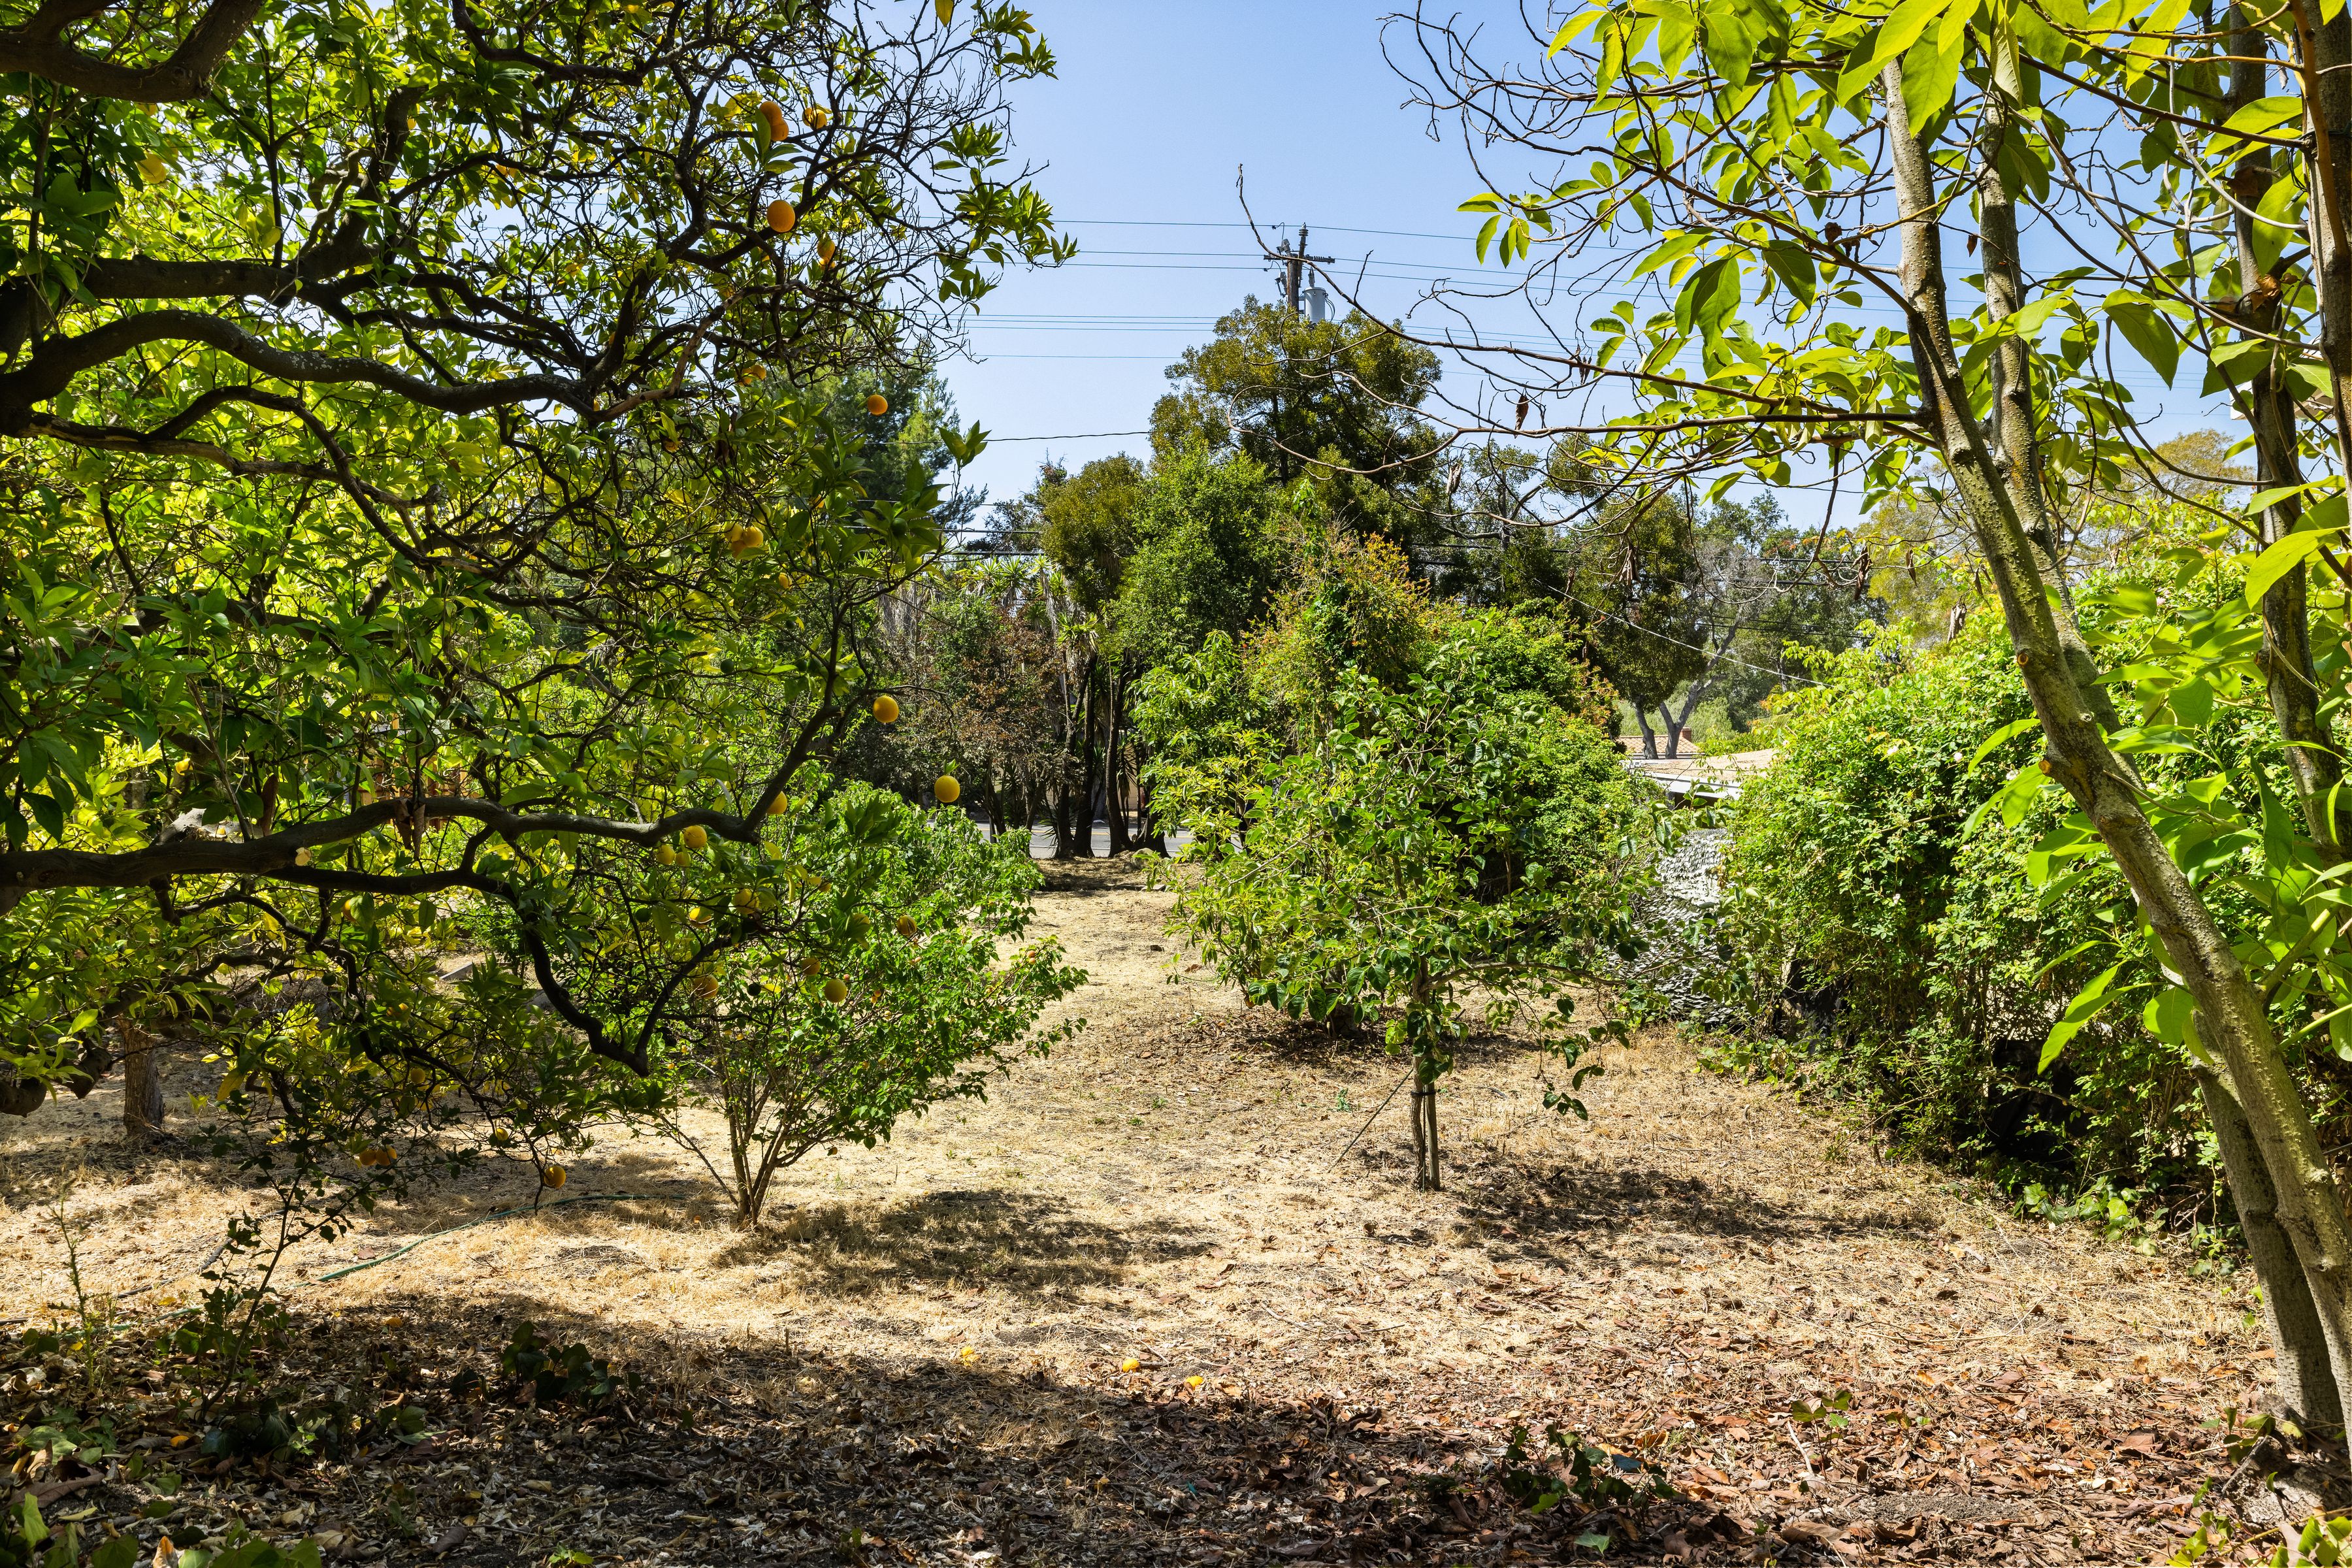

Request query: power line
[
  {"left": 1062, "top": 218, "right": 1486, "bottom": 243},
  {"left": 987, "top": 429, "right": 1151, "bottom": 441}
]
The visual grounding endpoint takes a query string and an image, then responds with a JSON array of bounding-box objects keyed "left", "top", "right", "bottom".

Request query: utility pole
[{"left": 1263, "top": 225, "right": 1333, "bottom": 315}]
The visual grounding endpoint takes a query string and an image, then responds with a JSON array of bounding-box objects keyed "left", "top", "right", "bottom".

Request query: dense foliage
[
  {"left": 1708, "top": 621, "right": 2187, "bottom": 1200},
  {"left": 636, "top": 780, "right": 1082, "bottom": 1226},
  {"left": 0, "top": 0, "right": 1084, "bottom": 1304},
  {"left": 1714, "top": 553, "right": 2352, "bottom": 1230},
  {"left": 1140, "top": 536, "right": 1652, "bottom": 1188},
  {"left": 1379, "top": 0, "right": 2352, "bottom": 1420}
]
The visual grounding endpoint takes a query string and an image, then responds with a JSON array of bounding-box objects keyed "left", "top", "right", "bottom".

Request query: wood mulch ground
[{"left": 0, "top": 858, "right": 2304, "bottom": 1564}]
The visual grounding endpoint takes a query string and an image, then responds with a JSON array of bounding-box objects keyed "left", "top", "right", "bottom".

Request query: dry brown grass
[{"left": 0, "top": 857, "right": 2280, "bottom": 1564}]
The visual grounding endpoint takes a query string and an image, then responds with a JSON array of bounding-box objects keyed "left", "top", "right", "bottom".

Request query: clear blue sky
[
  {"left": 941, "top": 1, "right": 2226, "bottom": 522},
  {"left": 941, "top": 1, "right": 1524, "bottom": 510}
]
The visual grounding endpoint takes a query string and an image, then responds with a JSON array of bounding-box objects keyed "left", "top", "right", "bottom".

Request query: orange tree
[
  {"left": 1141, "top": 547, "right": 1650, "bottom": 1190},
  {"left": 625, "top": 781, "right": 1081, "bottom": 1228},
  {"left": 0, "top": 0, "right": 1066, "bottom": 1269}
]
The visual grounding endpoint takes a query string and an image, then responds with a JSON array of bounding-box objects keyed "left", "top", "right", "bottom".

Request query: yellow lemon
[
  {"left": 804, "top": 104, "right": 829, "bottom": 129},
  {"left": 766, "top": 793, "right": 790, "bottom": 817},
  {"left": 823, "top": 977, "right": 849, "bottom": 1004},
  {"left": 1119, "top": 1358, "right": 1140, "bottom": 1373},
  {"left": 656, "top": 843, "right": 678, "bottom": 866},
  {"left": 872, "top": 694, "right": 899, "bottom": 723},
  {"left": 896, "top": 915, "right": 917, "bottom": 939},
  {"left": 817, "top": 236, "right": 838, "bottom": 266},
  {"left": 542, "top": 1164, "right": 566, "bottom": 1189},
  {"left": 932, "top": 775, "right": 960, "bottom": 805},
  {"left": 681, "top": 825, "right": 708, "bottom": 850}
]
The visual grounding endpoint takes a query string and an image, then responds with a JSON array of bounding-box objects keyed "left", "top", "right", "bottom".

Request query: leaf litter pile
[{"left": 0, "top": 860, "right": 2306, "bottom": 1565}]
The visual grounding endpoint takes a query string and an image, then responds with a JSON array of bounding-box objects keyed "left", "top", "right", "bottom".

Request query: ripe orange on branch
[
  {"left": 864, "top": 393, "right": 889, "bottom": 417},
  {"left": 758, "top": 99, "right": 787, "bottom": 142},
  {"left": 766, "top": 200, "right": 797, "bottom": 234}
]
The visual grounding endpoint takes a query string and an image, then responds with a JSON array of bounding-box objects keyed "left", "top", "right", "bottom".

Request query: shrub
[
  {"left": 1707, "top": 611, "right": 2314, "bottom": 1207},
  {"left": 1145, "top": 590, "right": 1652, "bottom": 1190},
  {"left": 636, "top": 782, "right": 1083, "bottom": 1226}
]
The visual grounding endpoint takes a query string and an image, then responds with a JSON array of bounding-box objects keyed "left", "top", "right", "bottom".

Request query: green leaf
[
  {"left": 1673, "top": 255, "right": 1741, "bottom": 344},
  {"left": 1967, "top": 717, "right": 2040, "bottom": 772},
  {"left": 2244, "top": 527, "right": 2340, "bottom": 606},
  {"left": 2202, "top": 336, "right": 2272, "bottom": 396},
  {"left": 2142, "top": 985, "right": 2200, "bottom": 1052},
  {"left": 2252, "top": 170, "right": 2305, "bottom": 274},
  {"left": 1550, "top": 7, "right": 1606, "bottom": 54},
  {"left": 1901, "top": 33, "right": 1965, "bottom": 127},
  {"left": 2210, "top": 95, "right": 2304, "bottom": 162},
  {"left": 1859, "top": 0, "right": 1958, "bottom": 74},
  {"left": 1963, "top": 764, "right": 2053, "bottom": 836},
  {"left": 2041, "top": 962, "right": 2125, "bottom": 1071},
  {"left": 2104, "top": 293, "right": 2181, "bottom": 385},
  {"left": 22, "top": 790, "right": 63, "bottom": 841}
]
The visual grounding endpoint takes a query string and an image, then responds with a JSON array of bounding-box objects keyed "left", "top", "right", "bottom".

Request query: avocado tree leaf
[{"left": 2042, "top": 962, "right": 2125, "bottom": 1072}]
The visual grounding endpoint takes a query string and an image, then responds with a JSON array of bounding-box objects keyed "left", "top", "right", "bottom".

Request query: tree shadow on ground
[
  {"left": 710, "top": 1186, "right": 1215, "bottom": 1297},
  {"left": 1376, "top": 1142, "right": 1940, "bottom": 1267},
  {"left": 176, "top": 1282, "right": 1717, "bottom": 1567}
]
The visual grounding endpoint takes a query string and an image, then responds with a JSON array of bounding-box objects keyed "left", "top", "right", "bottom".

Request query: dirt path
[{"left": 0, "top": 860, "right": 2276, "bottom": 1565}]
